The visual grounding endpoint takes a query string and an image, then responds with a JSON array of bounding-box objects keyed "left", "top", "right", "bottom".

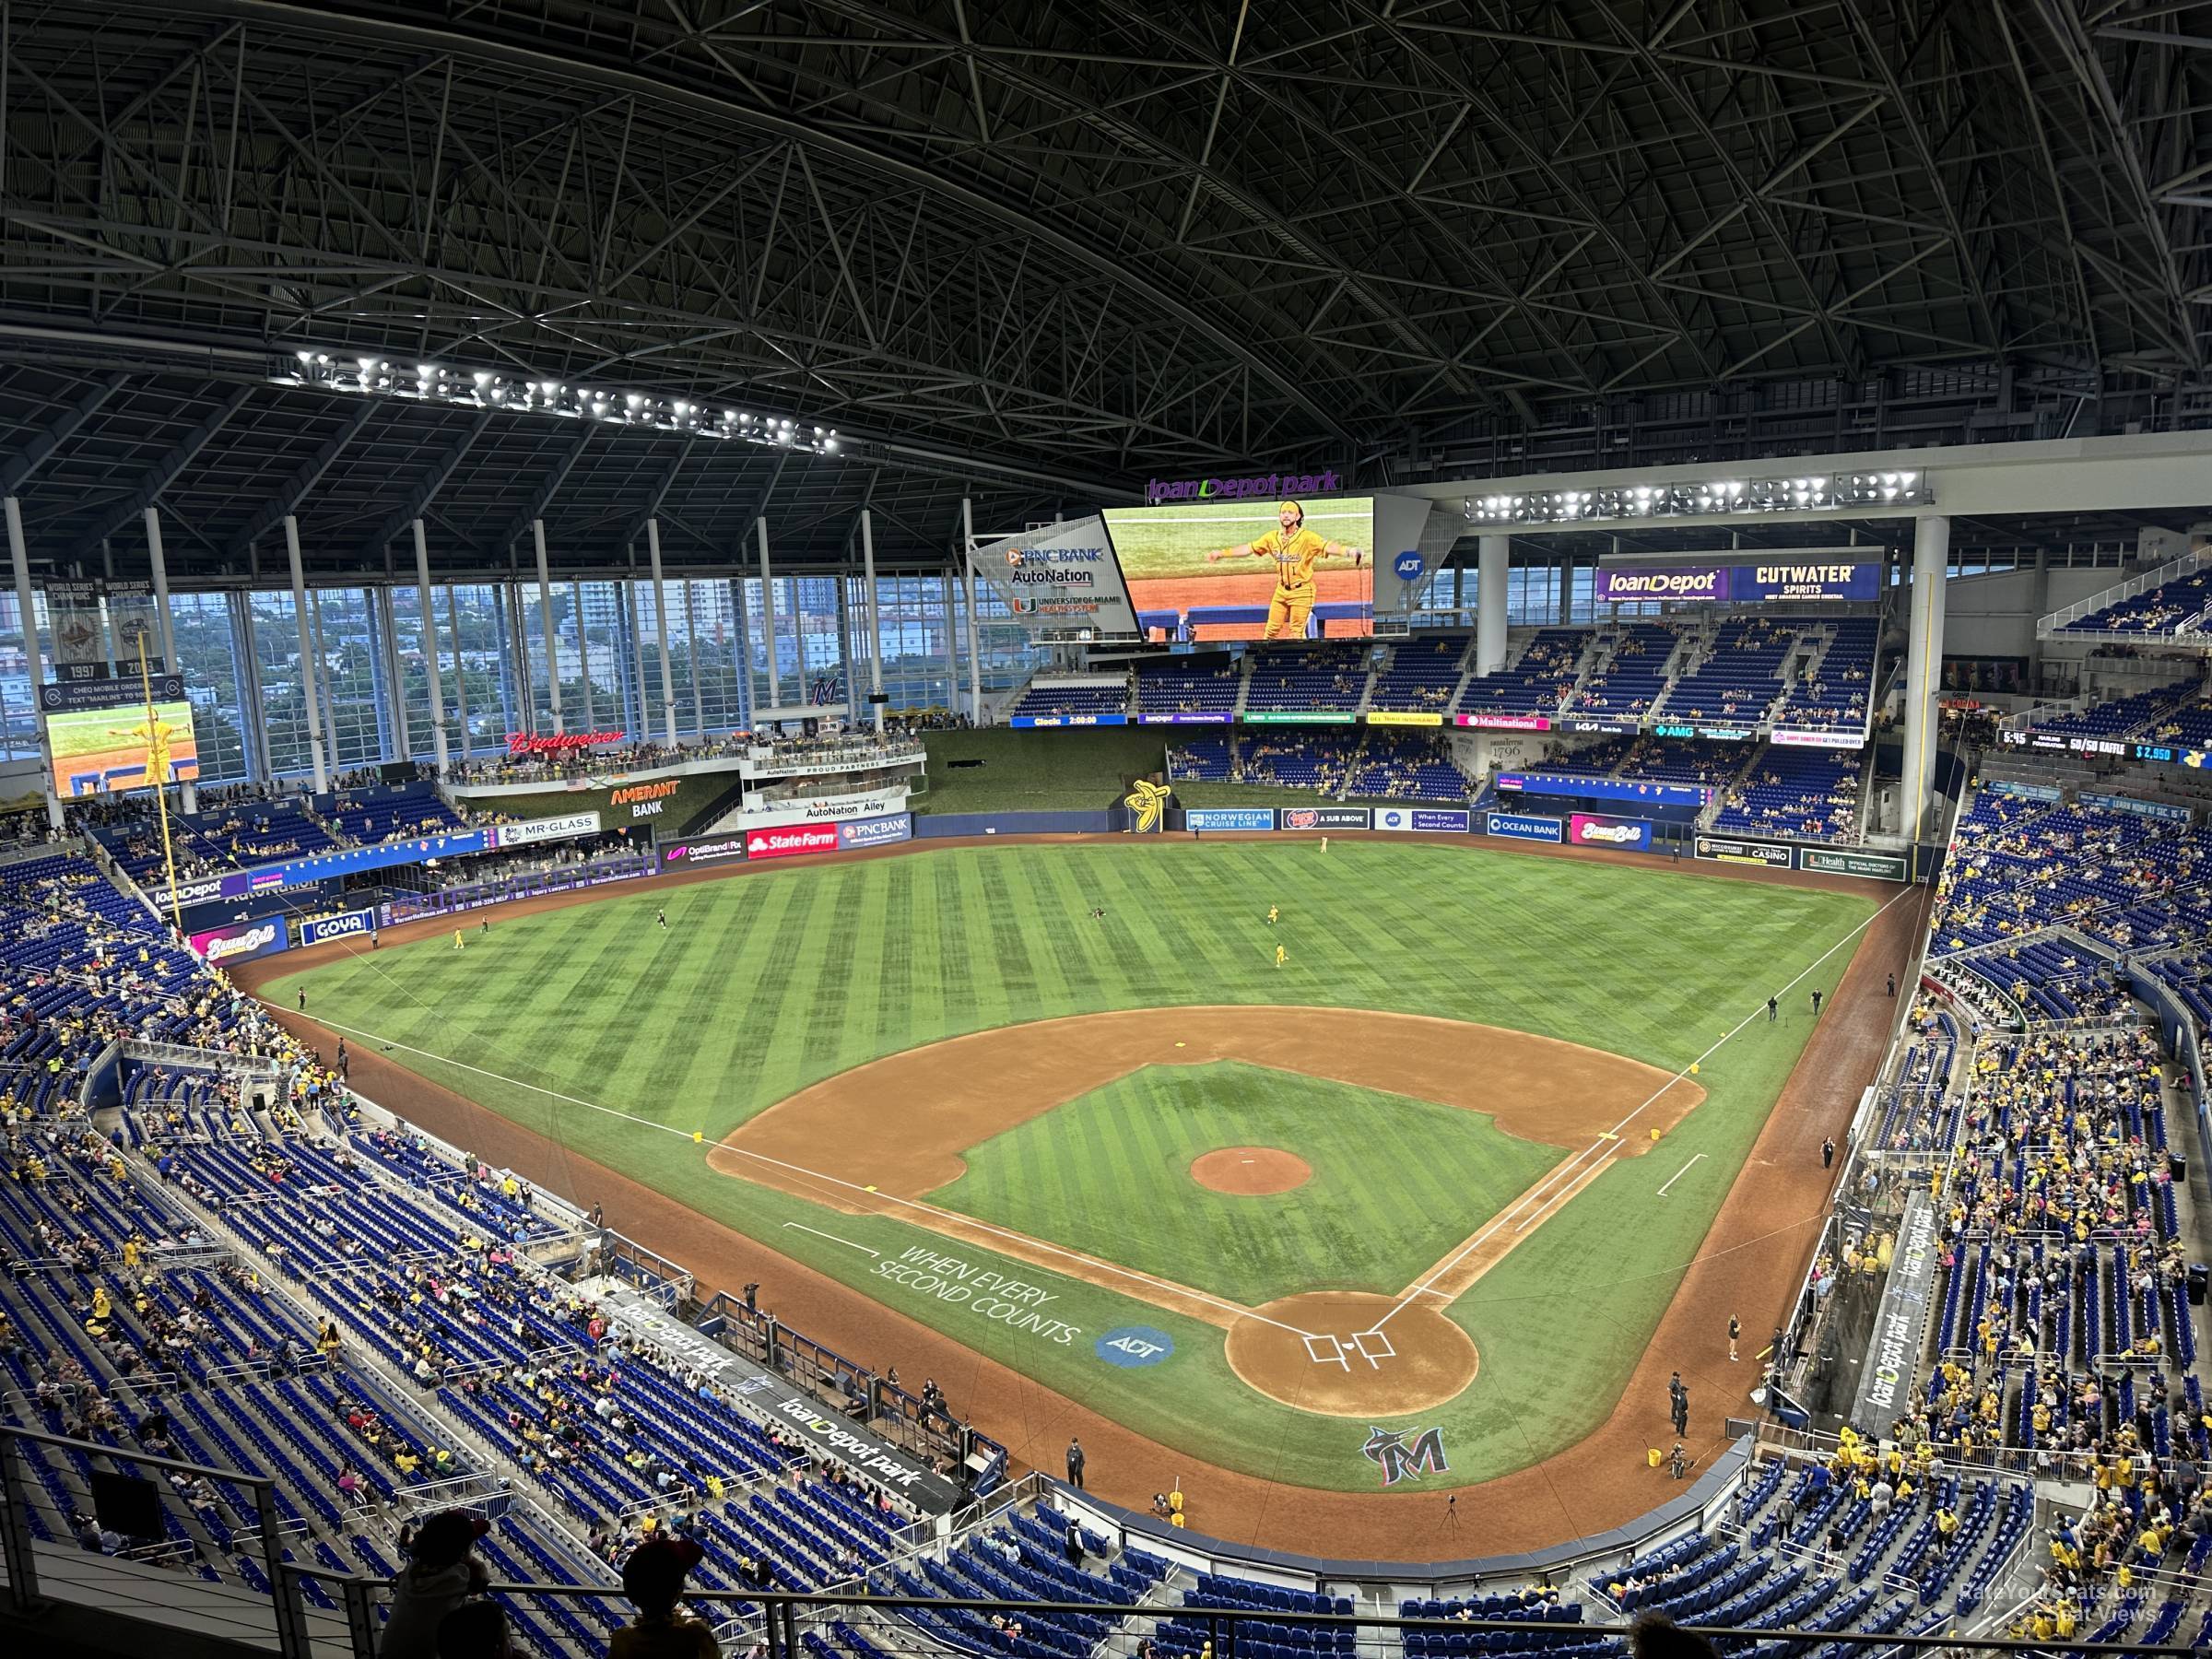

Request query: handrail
[{"left": 2037, "top": 544, "right": 2211, "bottom": 637}]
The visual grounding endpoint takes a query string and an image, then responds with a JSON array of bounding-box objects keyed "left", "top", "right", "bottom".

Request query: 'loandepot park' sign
[{"left": 1145, "top": 467, "right": 1347, "bottom": 504}]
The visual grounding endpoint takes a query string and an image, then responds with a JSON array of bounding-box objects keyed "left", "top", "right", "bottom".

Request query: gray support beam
[
  {"left": 860, "top": 510, "right": 885, "bottom": 732},
  {"left": 228, "top": 404, "right": 376, "bottom": 559},
  {"left": 1900, "top": 516, "right": 1949, "bottom": 842},
  {"left": 487, "top": 431, "right": 594, "bottom": 566},
  {"left": 312, "top": 592, "right": 340, "bottom": 775},
  {"left": 283, "top": 516, "right": 327, "bottom": 791},
  {"left": 0, "top": 374, "right": 125, "bottom": 497},
  {"left": 756, "top": 518, "right": 781, "bottom": 711},
  {"left": 379, "top": 589, "right": 410, "bottom": 761},
  {"left": 573, "top": 581, "right": 596, "bottom": 731},
  {"left": 940, "top": 566, "right": 959, "bottom": 711},
  {"left": 412, "top": 520, "right": 449, "bottom": 776},
  {"left": 646, "top": 519, "right": 679, "bottom": 747},
  {"left": 448, "top": 585, "right": 471, "bottom": 763},
  {"left": 508, "top": 582, "right": 533, "bottom": 736},
  {"left": 684, "top": 578, "right": 704, "bottom": 737},
  {"left": 70, "top": 386, "right": 252, "bottom": 558},
  {"left": 533, "top": 519, "right": 563, "bottom": 735},
  {"left": 626, "top": 553, "right": 651, "bottom": 741},
  {"left": 961, "top": 499, "right": 982, "bottom": 722},
  {"left": 1476, "top": 535, "right": 1510, "bottom": 675},
  {"left": 5, "top": 497, "right": 64, "bottom": 828},
  {"left": 360, "top": 416, "right": 491, "bottom": 559},
  {"left": 142, "top": 507, "right": 194, "bottom": 809}
]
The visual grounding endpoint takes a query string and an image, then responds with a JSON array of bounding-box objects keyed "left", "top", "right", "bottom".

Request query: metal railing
[{"left": 2037, "top": 544, "right": 2211, "bottom": 638}]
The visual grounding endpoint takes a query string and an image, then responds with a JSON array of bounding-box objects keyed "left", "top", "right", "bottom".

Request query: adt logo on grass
[{"left": 1096, "top": 1326, "right": 1174, "bottom": 1368}]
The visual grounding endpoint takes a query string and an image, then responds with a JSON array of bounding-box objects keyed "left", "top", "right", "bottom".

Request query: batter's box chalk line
[
  {"left": 1303, "top": 1334, "right": 1351, "bottom": 1371},
  {"left": 1351, "top": 1329, "right": 1396, "bottom": 1368}
]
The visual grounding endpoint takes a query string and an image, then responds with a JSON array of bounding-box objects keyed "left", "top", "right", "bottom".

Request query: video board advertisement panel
[
  {"left": 1104, "top": 497, "right": 1375, "bottom": 642},
  {"left": 46, "top": 696, "right": 201, "bottom": 797},
  {"left": 968, "top": 516, "right": 1141, "bottom": 640}
]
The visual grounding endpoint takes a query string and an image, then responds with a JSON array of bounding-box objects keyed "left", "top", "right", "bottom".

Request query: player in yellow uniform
[
  {"left": 108, "top": 711, "right": 179, "bottom": 789},
  {"left": 1274, "top": 943, "right": 1287, "bottom": 968},
  {"left": 1266, "top": 906, "right": 1278, "bottom": 926},
  {"left": 453, "top": 928, "right": 465, "bottom": 951},
  {"left": 1206, "top": 501, "right": 1366, "bottom": 641}
]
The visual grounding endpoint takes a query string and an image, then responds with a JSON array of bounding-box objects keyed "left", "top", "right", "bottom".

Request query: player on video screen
[{"left": 1205, "top": 500, "right": 1365, "bottom": 641}]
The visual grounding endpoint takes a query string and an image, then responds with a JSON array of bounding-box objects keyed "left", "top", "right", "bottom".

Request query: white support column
[
  {"left": 646, "top": 518, "right": 679, "bottom": 747},
  {"left": 507, "top": 582, "right": 533, "bottom": 736},
  {"left": 532, "top": 519, "right": 563, "bottom": 735},
  {"left": 756, "top": 518, "right": 781, "bottom": 712},
  {"left": 6, "top": 497, "right": 65, "bottom": 827},
  {"left": 683, "top": 579, "right": 705, "bottom": 737},
  {"left": 379, "top": 588, "right": 411, "bottom": 760},
  {"left": 1476, "top": 534, "right": 1510, "bottom": 676},
  {"left": 626, "top": 555, "right": 650, "bottom": 739},
  {"left": 940, "top": 566, "right": 959, "bottom": 709},
  {"left": 142, "top": 507, "right": 194, "bottom": 809},
  {"left": 411, "top": 520, "right": 449, "bottom": 777},
  {"left": 959, "top": 500, "right": 977, "bottom": 721},
  {"left": 447, "top": 585, "right": 470, "bottom": 765},
  {"left": 312, "top": 592, "right": 340, "bottom": 774},
  {"left": 1900, "top": 515, "right": 1949, "bottom": 842},
  {"left": 572, "top": 581, "right": 596, "bottom": 731},
  {"left": 283, "top": 516, "right": 328, "bottom": 792},
  {"left": 860, "top": 510, "right": 886, "bottom": 732}
]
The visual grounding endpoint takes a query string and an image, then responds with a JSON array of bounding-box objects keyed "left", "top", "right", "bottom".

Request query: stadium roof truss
[{"left": 0, "top": 0, "right": 2205, "bottom": 581}]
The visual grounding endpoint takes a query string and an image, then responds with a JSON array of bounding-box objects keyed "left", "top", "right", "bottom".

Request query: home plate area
[{"left": 1225, "top": 1290, "right": 1477, "bottom": 1417}]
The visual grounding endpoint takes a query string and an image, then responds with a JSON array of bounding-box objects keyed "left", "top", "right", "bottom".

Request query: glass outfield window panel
[
  {"left": 0, "top": 590, "right": 41, "bottom": 761},
  {"left": 443, "top": 583, "right": 509, "bottom": 760},
  {"left": 166, "top": 593, "right": 253, "bottom": 786},
  {"left": 314, "top": 588, "right": 387, "bottom": 772},
  {"left": 247, "top": 589, "right": 320, "bottom": 781}
]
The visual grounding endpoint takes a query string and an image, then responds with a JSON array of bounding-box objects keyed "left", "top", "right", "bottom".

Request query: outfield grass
[
  {"left": 271, "top": 841, "right": 1874, "bottom": 1491},
  {"left": 928, "top": 1060, "right": 1560, "bottom": 1307}
]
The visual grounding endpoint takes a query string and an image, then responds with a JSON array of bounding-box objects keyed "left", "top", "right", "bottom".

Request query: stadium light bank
[
  {"left": 1464, "top": 470, "right": 1931, "bottom": 526},
  {"left": 273, "top": 350, "right": 841, "bottom": 455}
]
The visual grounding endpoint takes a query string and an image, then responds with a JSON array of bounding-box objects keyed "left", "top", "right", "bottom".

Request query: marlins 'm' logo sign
[
  {"left": 1124, "top": 779, "right": 1171, "bottom": 833},
  {"left": 1361, "top": 1424, "right": 1449, "bottom": 1488}
]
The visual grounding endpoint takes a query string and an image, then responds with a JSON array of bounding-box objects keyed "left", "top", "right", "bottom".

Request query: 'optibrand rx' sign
[{"left": 1145, "top": 468, "right": 1346, "bottom": 504}]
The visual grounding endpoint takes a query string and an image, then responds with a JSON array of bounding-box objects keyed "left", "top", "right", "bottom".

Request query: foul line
[
  {"left": 1360, "top": 882, "right": 1921, "bottom": 1338},
  {"left": 783, "top": 1222, "right": 879, "bottom": 1256},
  {"left": 1655, "top": 1154, "right": 1708, "bottom": 1198},
  {"left": 310, "top": 1016, "right": 1321, "bottom": 1342}
]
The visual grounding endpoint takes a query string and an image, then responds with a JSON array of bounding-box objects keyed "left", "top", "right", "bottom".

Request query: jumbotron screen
[
  {"left": 46, "top": 697, "right": 201, "bottom": 797},
  {"left": 1104, "top": 496, "right": 1375, "bottom": 642}
]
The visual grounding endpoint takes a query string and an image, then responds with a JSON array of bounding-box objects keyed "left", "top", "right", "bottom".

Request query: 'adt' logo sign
[
  {"left": 1393, "top": 550, "right": 1424, "bottom": 581},
  {"left": 1095, "top": 1326, "right": 1174, "bottom": 1368}
]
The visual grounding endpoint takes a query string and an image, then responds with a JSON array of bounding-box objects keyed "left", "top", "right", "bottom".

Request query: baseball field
[{"left": 263, "top": 839, "right": 1884, "bottom": 1500}]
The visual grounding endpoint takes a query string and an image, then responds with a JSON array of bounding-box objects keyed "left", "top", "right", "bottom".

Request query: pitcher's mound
[
  {"left": 1192, "top": 1147, "right": 1312, "bottom": 1195},
  {"left": 1226, "top": 1291, "right": 1478, "bottom": 1417}
]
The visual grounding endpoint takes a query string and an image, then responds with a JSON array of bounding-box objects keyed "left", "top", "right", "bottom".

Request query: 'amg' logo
[{"left": 1361, "top": 1425, "right": 1448, "bottom": 1487}]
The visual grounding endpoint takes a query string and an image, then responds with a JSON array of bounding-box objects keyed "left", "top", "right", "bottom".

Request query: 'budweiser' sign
[{"left": 505, "top": 730, "right": 625, "bottom": 756}]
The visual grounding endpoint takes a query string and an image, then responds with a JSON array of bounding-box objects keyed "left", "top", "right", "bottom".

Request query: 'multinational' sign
[{"left": 1846, "top": 1190, "right": 1939, "bottom": 1431}]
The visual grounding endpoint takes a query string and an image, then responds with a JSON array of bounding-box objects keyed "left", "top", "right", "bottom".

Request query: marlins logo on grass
[
  {"left": 1124, "top": 779, "right": 1171, "bottom": 833},
  {"left": 1361, "top": 1424, "right": 1449, "bottom": 1488}
]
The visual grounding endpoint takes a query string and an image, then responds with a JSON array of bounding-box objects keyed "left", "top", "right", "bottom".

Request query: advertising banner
[
  {"left": 1983, "top": 780, "right": 2061, "bottom": 803},
  {"left": 493, "top": 811, "right": 603, "bottom": 850},
  {"left": 1372, "top": 806, "right": 1471, "bottom": 833},
  {"left": 1498, "top": 772, "right": 1709, "bottom": 809},
  {"left": 2080, "top": 791, "right": 2193, "bottom": 823},
  {"left": 1008, "top": 713, "right": 1130, "bottom": 728},
  {"left": 1771, "top": 727, "right": 1866, "bottom": 749},
  {"left": 1184, "top": 808, "right": 1275, "bottom": 833},
  {"left": 1594, "top": 562, "right": 1879, "bottom": 605},
  {"left": 1241, "top": 711, "right": 1358, "bottom": 724},
  {"left": 1486, "top": 810, "right": 1562, "bottom": 844},
  {"left": 663, "top": 834, "right": 749, "bottom": 868},
  {"left": 39, "top": 673, "right": 184, "bottom": 712},
  {"left": 745, "top": 824, "right": 841, "bottom": 860},
  {"left": 161, "top": 826, "right": 499, "bottom": 907},
  {"left": 1135, "top": 712, "right": 1232, "bottom": 725},
  {"left": 1846, "top": 1191, "right": 1938, "bottom": 1430},
  {"left": 740, "top": 788, "right": 911, "bottom": 828},
  {"left": 608, "top": 780, "right": 681, "bottom": 819},
  {"left": 1568, "top": 812, "right": 1652, "bottom": 852},
  {"left": 1106, "top": 496, "right": 1376, "bottom": 641},
  {"left": 1453, "top": 712, "right": 1553, "bottom": 731},
  {"left": 1651, "top": 721, "right": 1752, "bottom": 742},
  {"left": 1278, "top": 806, "right": 1371, "bottom": 830},
  {"left": 1564, "top": 718, "right": 1638, "bottom": 735},
  {"left": 1365, "top": 710, "right": 1443, "bottom": 726},
  {"left": 299, "top": 909, "right": 377, "bottom": 947},
  {"left": 188, "top": 917, "right": 291, "bottom": 966},
  {"left": 1798, "top": 845, "right": 1911, "bottom": 881},
  {"left": 1694, "top": 832, "right": 1794, "bottom": 870},
  {"left": 969, "top": 515, "right": 1141, "bottom": 639},
  {"left": 839, "top": 813, "right": 913, "bottom": 850}
]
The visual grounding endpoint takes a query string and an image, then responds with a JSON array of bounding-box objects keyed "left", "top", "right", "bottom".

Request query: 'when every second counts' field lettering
[{"left": 875, "top": 1245, "right": 1082, "bottom": 1344}]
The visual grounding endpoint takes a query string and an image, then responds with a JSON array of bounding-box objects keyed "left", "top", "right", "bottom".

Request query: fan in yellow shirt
[{"left": 1206, "top": 501, "right": 1366, "bottom": 641}]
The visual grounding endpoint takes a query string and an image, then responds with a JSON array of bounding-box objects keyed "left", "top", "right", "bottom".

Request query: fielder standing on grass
[{"left": 1205, "top": 501, "right": 1366, "bottom": 642}]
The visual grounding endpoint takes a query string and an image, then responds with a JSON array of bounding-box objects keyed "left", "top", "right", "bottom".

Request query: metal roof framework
[{"left": 0, "top": 0, "right": 2205, "bottom": 584}]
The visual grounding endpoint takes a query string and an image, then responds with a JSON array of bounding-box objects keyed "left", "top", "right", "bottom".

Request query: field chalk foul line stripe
[
  {"left": 783, "top": 1222, "right": 880, "bottom": 1256},
  {"left": 1655, "top": 1154, "right": 1707, "bottom": 1198},
  {"left": 313, "top": 1018, "right": 1321, "bottom": 1343},
  {"left": 1360, "top": 882, "right": 1920, "bottom": 1339}
]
